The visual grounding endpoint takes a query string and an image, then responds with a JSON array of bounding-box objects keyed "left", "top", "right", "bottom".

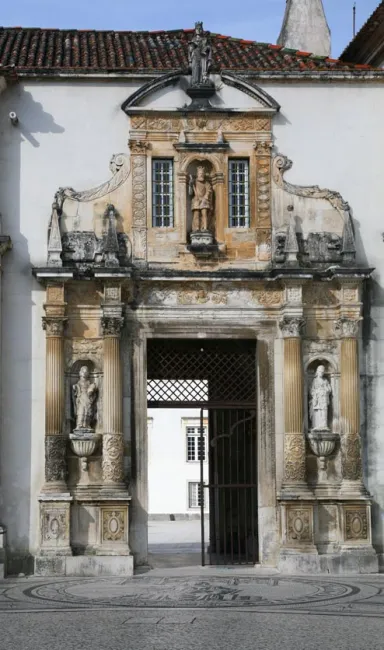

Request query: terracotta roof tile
[{"left": 0, "top": 26, "right": 378, "bottom": 74}]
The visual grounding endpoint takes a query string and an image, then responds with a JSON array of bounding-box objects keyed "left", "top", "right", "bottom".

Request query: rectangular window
[
  {"left": 186, "top": 426, "right": 207, "bottom": 461},
  {"left": 228, "top": 159, "right": 250, "bottom": 228},
  {"left": 152, "top": 159, "right": 174, "bottom": 227},
  {"left": 188, "top": 482, "right": 203, "bottom": 508}
]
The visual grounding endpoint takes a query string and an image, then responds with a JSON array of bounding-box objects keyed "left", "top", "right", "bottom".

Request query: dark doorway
[{"left": 147, "top": 338, "right": 258, "bottom": 565}]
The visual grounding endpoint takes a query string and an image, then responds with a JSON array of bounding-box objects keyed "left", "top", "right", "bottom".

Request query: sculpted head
[
  {"left": 316, "top": 365, "right": 325, "bottom": 378},
  {"left": 197, "top": 166, "right": 206, "bottom": 181},
  {"left": 79, "top": 366, "right": 90, "bottom": 380}
]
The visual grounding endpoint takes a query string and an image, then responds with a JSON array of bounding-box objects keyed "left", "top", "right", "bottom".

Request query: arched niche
[
  {"left": 177, "top": 152, "right": 225, "bottom": 244},
  {"left": 186, "top": 159, "right": 215, "bottom": 241},
  {"left": 65, "top": 359, "right": 103, "bottom": 434}
]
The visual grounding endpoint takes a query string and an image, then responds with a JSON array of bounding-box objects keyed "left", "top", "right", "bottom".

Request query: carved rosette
[
  {"left": 45, "top": 436, "right": 67, "bottom": 484},
  {"left": 279, "top": 316, "right": 306, "bottom": 338},
  {"left": 102, "top": 434, "right": 124, "bottom": 485},
  {"left": 284, "top": 433, "right": 306, "bottom": 483},
  {"left": 102, "top": 316, "right": 124, "bottom": 337}
]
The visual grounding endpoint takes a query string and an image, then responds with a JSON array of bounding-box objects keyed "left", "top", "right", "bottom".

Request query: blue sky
[{"left": 1, "top": 0, "right": 380, "bottom": 57}]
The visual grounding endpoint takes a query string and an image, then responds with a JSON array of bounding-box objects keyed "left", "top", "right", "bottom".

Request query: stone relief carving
[
  {"left": 286, "top": 286, "right": 302, "bottom": 304},
  {"left": 103, "top": 205, "right": 120, "bottom": 268},
  {"left": 303, "top": 340, "right": 339, "bottom": 359},
  {"left": 72, "top": 366, "right": 98, "bottom": 432},
  {"left": 188, "top": 21, "right": 212, "bottom": 86},
  {"left": 287, "top": 507, "right": 313, "bottom": 544},
  {"left": 255, "top": 153, "right": 271, "bottom": 229},
  {"left": 102, "top": 509, "right": 127, "bottom": 543},
  {"left": 45, "top": 436, "right": 67, "bottom": 483},
  {"left": 252, "top": 288, "right": 282, "bottom": 306},
  {"left": 284, "top": 433, "right": 306, "bottom": 483},
  {"left": 131, "top": 156, "right": 147, "bottom": 227},
  {"left": 64, "top": 339, "right": 103, "bottom": 370},
  {"left": 309, "top": 365, "right": 332, "bottom": 431},
  {"left": 342, "top": 434, "right": 363, "bottom": 481},
  {"left": 102, "top": 434, "right": 125, "bottom": 484},
  {"left": 279, "top": 316, "right": 306, "bottom": 338},
  {"left": 55, "top": 154, "right": 130, "bottom": 210},
  {"left": 345, "top": 508, "right": 368, "bottom": 541},
  {"left": 343, "top": 287, "right": 359, "bottom": 303},
  {"left": 177, "top": 285, "right": 227, "bottom": 305},
  {"left": 130, "top": 115, "right": 270, "bottom": 133},
  {"left": 41, "top": 505, "right": 69, "bottom": 545}
]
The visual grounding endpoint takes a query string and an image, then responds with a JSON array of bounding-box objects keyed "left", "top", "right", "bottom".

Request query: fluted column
[
  {"left": 102, "top": 313, "right": 125, "bottom": 489},
  {"left": 42, "top": 286, "right": 67, "bottom": 494},
  {"left": 337, "top": 318, "right": 364, "bottom": 493},
  {"left": 279, "top": 316, "right": 307, "bottom": 492}
]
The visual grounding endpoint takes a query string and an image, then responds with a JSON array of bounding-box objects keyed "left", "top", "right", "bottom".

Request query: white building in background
[{"left": 148, "top": 410, "right": 209, "bottom": 518}]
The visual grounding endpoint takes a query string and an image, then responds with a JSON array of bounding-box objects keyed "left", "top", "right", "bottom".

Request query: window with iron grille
[
  {"left": 186, "top": 426, "right": 207, "bottom": 461},
  {"left": 228, "top": 159, "right": 250, "bottom": 228},
  {"left": 152, "top": 159, "right": 174, "bottom": 227},
  {"left": 188, "top": 482, "right": 203, "bottom": 508}
]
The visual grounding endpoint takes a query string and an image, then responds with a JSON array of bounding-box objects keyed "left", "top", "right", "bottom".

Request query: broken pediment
[
  {"left": 47, "top": 154, "right": 132, "bottom": 269},
  {"left": 121, "top": 71, "right": 280, "bottom": 114},
  {"left": 271, "top": 153, "right": 356, "bottom": 267}
]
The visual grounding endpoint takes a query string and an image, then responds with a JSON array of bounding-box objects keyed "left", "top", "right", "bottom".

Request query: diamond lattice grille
[{"left": 147, "top": 340, "right": 256, "bottom": 405}]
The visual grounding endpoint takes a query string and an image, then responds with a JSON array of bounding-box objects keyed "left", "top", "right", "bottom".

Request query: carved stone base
[
  {"left": 280, "top": 502, "right": 317, "bottom": 554},
  {"left": 71, "top": 498, "right": 132, "bottom": 556},
  {"left": 190, "top": 230, "right": 214, "bottom": 248},
  {"left": 278, "top": 549, "right": 378, "bottom": 574},
  {"left": 37, "top": 497, "right": 72, "bottom": 558}
]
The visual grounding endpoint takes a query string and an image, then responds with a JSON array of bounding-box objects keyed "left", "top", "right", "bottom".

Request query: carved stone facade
[{"left": 21, "top": 61, "right": 377, "bottom": 578}]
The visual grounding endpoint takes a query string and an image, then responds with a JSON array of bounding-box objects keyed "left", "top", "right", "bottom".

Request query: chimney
[{"left": 277, "top": 0, "right": 331, "bottom": 57}]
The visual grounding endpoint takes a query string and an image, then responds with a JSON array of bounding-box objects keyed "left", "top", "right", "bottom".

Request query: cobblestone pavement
[{"left": 2, "top": 570, "right": 384, "bottom": 649}]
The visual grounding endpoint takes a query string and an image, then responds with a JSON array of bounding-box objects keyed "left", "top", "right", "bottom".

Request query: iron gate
[{"left": 147, "top": 339, "right": 258, "bottom": 565}]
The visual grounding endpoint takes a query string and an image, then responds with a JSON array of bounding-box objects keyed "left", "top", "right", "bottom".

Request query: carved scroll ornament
[{"left": 55, "top": 154, "right": 130, "bottom": 211}]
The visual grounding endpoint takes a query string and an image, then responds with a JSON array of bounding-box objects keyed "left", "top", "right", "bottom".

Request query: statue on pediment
[{"left": 188, "top": 21, "right": 212, "bottom": 86}]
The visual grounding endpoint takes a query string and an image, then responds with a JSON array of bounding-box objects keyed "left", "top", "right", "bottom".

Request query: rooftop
[{"left": 0, "top": 26, "right": 378, "bottom": 76}]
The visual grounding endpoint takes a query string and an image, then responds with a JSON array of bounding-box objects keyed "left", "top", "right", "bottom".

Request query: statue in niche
[
  {"left": 189, "top": 166, "right": 213, "bottom": 233},
  {"left": 72, "top": 366, "right": 98, "bottom": 431},
  {"left": 188, "top": 21, "right": 212, "bottom": 86},
  {"left": 309, "top": 365, "right": 332, "bottom": 431}
]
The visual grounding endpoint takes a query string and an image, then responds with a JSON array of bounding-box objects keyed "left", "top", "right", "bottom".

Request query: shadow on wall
[{"left": 0, "top": 83, "right": 65, "bottom": 574}]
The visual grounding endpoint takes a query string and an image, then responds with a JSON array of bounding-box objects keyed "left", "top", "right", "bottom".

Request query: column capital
[
  {"left": 279, "top": 315, "right": 306, "bottom": 338},
  {"left": 102, "top": 315, "right": 124, "bottom": 337},
  {"left": 335, "top": 317, "right": 361, "bottom": 339},
  {"left": 42, "top": 316, "right": 66, "bottom": 337},
  {"left": 128, "top": 139, "right": 150, "bottom": 154}
]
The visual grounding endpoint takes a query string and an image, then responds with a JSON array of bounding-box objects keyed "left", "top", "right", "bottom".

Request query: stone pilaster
[
  {"left": 101, "top": 289, "right": 125, "bottom": 490},
  {"left": 42, "top": 285, "right": 68, "bottom": 494},
  {"left": 129, "top": 139, "right": 148, "bottom": 265},
  {"left": 336, "top": 317, "right": 365, "bottom": 494},
  {"left": 279, "top": 315, "right": 307, "bottom": 492}
]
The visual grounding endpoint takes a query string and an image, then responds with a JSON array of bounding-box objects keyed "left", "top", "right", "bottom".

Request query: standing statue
[
  {"left": 309, "top": 365, "right": 332, "bottom": 430},
  {"left": 188, "top": 21, "right": 213, "bottom": 86},
  {"left": 72, "top": 366, "right": 98, "bottom": 431},
  {"left": 189, "top": 166, "right": 213, "bottom": 232}
]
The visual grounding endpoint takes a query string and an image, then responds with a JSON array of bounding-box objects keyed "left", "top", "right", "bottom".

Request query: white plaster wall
[
  {"left": 0, "top": 80, "right": 140, "bottom": 564},
  {"left": 258, "top": 81, "right": 384, "bottom": 554},
  {"left": 148, "top": 409, "right": 209, "bottom": 515}
]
